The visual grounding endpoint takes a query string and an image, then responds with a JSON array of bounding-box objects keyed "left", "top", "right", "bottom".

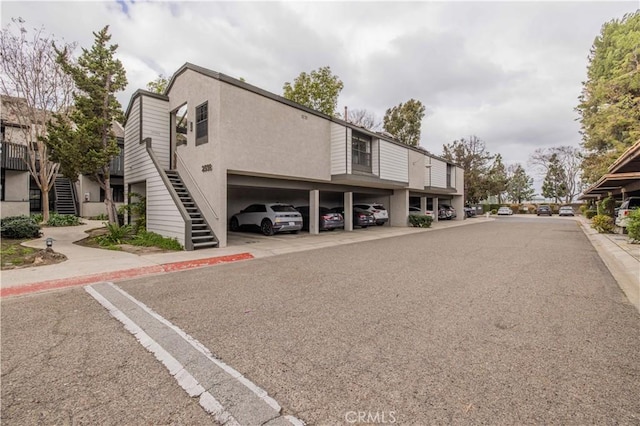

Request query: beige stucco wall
[
  {"left": 220, "top": 83, "right": 332, "bottom": 182},
  {"left": 408, "top": 150, "right": 426, "bottom": 190},
  {"left": 169, "top": 70, "right": 226, "bottom": 247},
  {"left": 1, "top": 202, "right": 29, "bottom": 218},
  {"left": 4, "top": 170, "right": 29, "bottom": 201}
]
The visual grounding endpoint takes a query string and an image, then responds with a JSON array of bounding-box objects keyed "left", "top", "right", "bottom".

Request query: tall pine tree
[
  {"left": 45, "top": 26, "right": 127, "bottom": 223},
  {"left": 541, "top": 153, "right": 567, "bottom": 203}
]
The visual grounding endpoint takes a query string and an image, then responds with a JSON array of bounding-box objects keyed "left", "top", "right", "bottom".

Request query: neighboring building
[
  {"left": 0, "top": 95, "right": 125, "bottom": 219},
  {"left": 580, "top": 139, "right": 640, "bottom": 201},
  {"left": 123, "top": 63, "right": 465, "bottom": 250}
]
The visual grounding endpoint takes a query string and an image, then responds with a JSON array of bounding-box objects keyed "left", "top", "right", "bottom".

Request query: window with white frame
[
  {"left": 195, "top": 102, "right": 208, "bottom": 145},
  {"left": 352, "top": 131, "right": 372, "bottom": 172}
]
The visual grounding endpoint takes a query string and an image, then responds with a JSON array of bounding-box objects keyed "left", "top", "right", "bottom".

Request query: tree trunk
[
  {"left": 41, "top": 185, "right": 50, "bottom": 222},
  {"left": 103, "top": 174, "right": 118, "bottom": 224}
]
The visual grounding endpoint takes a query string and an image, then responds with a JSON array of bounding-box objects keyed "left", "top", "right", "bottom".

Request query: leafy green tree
[
  {"left": 577, "top": 11, "right": 640, "bottom": 184},
  {"left": 506, "top": 164, "right": 535, "bottom": 203},
  {"left": 146, "top": 74, "right": 169, "bottom": 94},
  {"left": 45, "top": 26, "right": 127, "bottom": 224},
  {"left": 383, "top": 99, "right": 425, "bottom": 146},
  {"left": 282, "top": 66, "right": 343, "bottom": 116},
  {"left": 485, "top": 154, "right": 508, "bottom": 204},
  {"left": 541, "top": 153, "right": 567, "bottom": 203},
  {"left": 442, "top": 135, "right": 494, "bottom": 204}
]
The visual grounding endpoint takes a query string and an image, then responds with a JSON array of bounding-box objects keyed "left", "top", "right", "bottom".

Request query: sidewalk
[
  {"left": 0, "top": 217, "right": 480, "bottom": 297},
  {"left": 576, "top": 216, "right": 640, "bottom": 313},
  {"left": 2, "top": 216, "right": 638, "bottom": 311}
]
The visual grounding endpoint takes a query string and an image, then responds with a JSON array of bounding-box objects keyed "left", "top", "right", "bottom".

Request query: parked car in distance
[
  {"left": 330, "top": 207, "right": 375, "bottom": 228},
  {"left": 438, "top": 206, "right": 452, "bottom": 220},
  {"left": 536, "top": 205, "right": 552, "bottom": 216},
  {"left": 615, "top": 197, "right": 640, "bottom": 231},
  {"left": 440, "top": 204, "right": 457, "bottom": 219},
  {"left": 464, "top": 207, "right": 477, "bottom": 218},
  {"left": 353, "top": 203, "right": 389, "bottom": 226},
  {"left": 230, "top": 203, "right": 303, "bottom": 236},
  {"left": 558, "top": 206, "right": 575, "bottom": 216},
  {"left": 497, "top": 206, "right": 513, "bottom": 215},
  {"left": 409, "top": 206, "right": 435, "bottom": 219},
  {"left": 295, "top": 206, "right": 344, "bottom": 231}
]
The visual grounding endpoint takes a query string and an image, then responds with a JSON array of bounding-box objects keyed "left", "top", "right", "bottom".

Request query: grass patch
[
  {"left": 130, "top": 231, "right": 183, "bottom": 251},
  {"left": 1, "top": 239, "right": 38, "bottom": 270}
]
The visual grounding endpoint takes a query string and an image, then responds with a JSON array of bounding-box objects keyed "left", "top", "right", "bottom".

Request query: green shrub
[
  {"left": 96, "top": 222, "right": 132, "bottom": 246},
  {"left": 408, "top": 215, "right": 433, "bottom": 228},
  {"left": 131, "top": 231, "right": 183, "bottom": 250},
  {"left": 626, "top": 209, "right": 640, "bottom": 243},
  {"left": 491, "top": 209, "right": 497, "bottom": 215},
  {"left": 31, "top": 214, "right": 43, "bottom": 224},
  {"left": 597, "top": 196, "right": 616, "bottom": 217},
  {"left": 93, "top": 213, "right": 108, "bottom": 220},
  {"left": 46, "top": 213, "right": 82, "bottom": 227},
  {"left": 119, "top": 193, "right": 146, "bottom": 234},
  {"left": 579, "top": 204, "right": 588, "bottom": 215},
  {"left": 585, "top": 210, "right": 598, "bottom": 219},
  {"left": 1, "top": 215, "right": 41, "bottom": 239},
  {"left": 591, "top": 214, "right": 615, "bottom": 233}
]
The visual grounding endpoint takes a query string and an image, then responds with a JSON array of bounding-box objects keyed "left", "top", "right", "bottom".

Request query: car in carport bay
[
  {"left": 330, "top": 207, "right": 375, "bottom": 228},
  {"left": 295, "top": 206, "right": 344, "bottom": 231},
  {"left": 229, "top": 203, "right": 303, "bottom": 236}
]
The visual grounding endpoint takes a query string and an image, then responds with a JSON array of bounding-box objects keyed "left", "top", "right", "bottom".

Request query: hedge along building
[{"left": 123, "top": 63, "right": 465, "bottom": 250}]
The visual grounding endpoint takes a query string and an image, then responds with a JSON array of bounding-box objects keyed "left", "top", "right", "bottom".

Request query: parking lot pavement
[{"left": 115, "top": 217, "right": 639, "bottom": 424}]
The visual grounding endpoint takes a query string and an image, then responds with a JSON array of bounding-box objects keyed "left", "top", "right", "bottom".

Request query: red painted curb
[{"left": 0, "top": 252, "right": 254, "bottom": 299}]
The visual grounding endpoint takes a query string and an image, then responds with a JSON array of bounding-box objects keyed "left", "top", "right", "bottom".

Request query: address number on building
[{"left": 202, "top": 164, "right": 213, "bottom": 172}]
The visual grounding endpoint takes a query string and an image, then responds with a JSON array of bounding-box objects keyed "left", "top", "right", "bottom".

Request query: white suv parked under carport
[
  {"left": 354, "top": 203, "right": 389, "bottom": 226},
  {"left": 229, "top": 203, "right": 303, "bottom": 236}
]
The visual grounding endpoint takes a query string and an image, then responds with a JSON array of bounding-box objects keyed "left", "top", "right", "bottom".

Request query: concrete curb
[
  {"left": 577, "top": 217, "right": 640, "bottom": 313},
  {"left": 0, "top": 253, "right": 254, "bottom": 298}
]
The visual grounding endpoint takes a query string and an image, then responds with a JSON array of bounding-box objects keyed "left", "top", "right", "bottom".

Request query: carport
[{"left": 226, "top": 173, "right": 394, "bottom": 236}]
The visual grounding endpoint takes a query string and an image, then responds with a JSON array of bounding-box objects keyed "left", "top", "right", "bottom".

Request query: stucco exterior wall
[
  {"left": 220, "top": 82, "right": 331, "bottom": 182},
  {"left": 1, "top": 202, "right": 29, "bottom": 218},
  {"left": 168, "top": 69, "right": 226, "bottom": 247},
  {"left": 408, "top": 150, "right": 426, "bottom": 190}
]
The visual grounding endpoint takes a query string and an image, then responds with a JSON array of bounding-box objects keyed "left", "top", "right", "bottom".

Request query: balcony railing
[
  {"left": 109, "top": 150, "right": 124, "bottom": 176},
  {"left": 1, "top": 141, "right": 28, "bottom": 171}
]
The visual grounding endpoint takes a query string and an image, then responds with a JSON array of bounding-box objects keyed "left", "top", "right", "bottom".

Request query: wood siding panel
[
  {"left": 146, "top": 176, "right": 185, "bottom": 245},
  {"left": 125, "top": 95, "right": 185, "bottom": 246},
  {"left": 372, "top": 139, "right": 380, "bottom": 176},
  {"left": 330, "top": 123, "right": 346, "bottom": 175},
  {"left": 142, "top": 97, "right": 170, "bottom": 170},
  {"left": 431, "top": 159, "right": 447, "bottom": 188},
  {"left": 379, "top": 141, "right": 408, "bottom": 182}
]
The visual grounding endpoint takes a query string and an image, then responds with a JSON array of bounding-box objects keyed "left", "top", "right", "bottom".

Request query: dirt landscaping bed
[{"left": 1, "top": 240, "right": 67, "bottom": 270}]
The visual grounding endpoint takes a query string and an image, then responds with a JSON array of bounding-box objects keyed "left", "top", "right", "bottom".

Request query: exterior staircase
[
  {"left": 165, "top": 170, "right": 218, "bottom": 250},
  {"left": 54, "top": 177, "right": 78, "bottom": 215}
]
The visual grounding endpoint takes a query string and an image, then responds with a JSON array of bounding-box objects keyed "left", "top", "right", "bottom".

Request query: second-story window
[
  {"left": 446, "top": 164, "right": 453, "bottom": 188},
  {"left": 352, "top": 131, "right": 372, "bottom": 173},
  {"left": 195, "top": 102, "right": 208, "bottom": 146}
]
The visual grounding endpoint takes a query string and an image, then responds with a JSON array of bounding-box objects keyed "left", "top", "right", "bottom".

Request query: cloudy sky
[{"left": 2, "top": 1, "right": 638, "bottom": 187}]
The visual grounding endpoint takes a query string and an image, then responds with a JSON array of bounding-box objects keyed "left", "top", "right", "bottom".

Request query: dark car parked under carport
[{"left": 295, "top": 206, "right": 344, "bottom": 231}]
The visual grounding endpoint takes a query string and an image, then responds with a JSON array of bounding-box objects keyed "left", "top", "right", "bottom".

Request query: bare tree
[
  {"left": 347, "top": 108, "right": 382, "bottom": 131},
  {"left": 0, "top": 18, "right": 75, "bottom": 221},
  {"left": 528, "top": 146, "right": 582, "bottom": 203}
]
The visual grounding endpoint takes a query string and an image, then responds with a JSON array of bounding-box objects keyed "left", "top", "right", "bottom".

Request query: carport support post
[
  {"left": 309, "top": 189, "right": 320, "bottom": 234},
  {"left": 433, "top": 198, "right": 439, "bottom": 222},
  {"left": 390, "top": 189, "right": 409, "bottom": 227},
  {"left": 452, "top": 196, "right": 465, "bottom": 221},
  {"left": 420, "top": 196, "right": 427, "bottom": 215},
  {"left": 344, "top": 192, "right": 353, "bottom": 231}
]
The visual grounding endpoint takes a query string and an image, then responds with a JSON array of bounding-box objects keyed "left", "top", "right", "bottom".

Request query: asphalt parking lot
[{"left": 2, "top": 217, "right": 639, "bottom": 424}]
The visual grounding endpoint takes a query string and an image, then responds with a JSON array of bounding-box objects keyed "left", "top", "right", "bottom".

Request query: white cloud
[{"left": 2, "top": 0, "right": 637, "bottom": 192}]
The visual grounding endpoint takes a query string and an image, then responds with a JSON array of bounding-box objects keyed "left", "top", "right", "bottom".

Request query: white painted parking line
[{"left": 86, "top": 282, "right": 304, "bottom": 425}]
